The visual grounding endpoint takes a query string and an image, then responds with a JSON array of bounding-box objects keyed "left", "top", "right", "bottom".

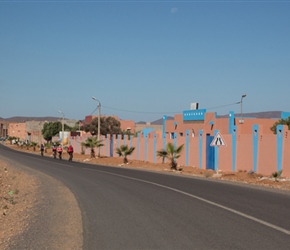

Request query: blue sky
[{"left": 1, "top": 0, "right": 289, "bottom": 122}]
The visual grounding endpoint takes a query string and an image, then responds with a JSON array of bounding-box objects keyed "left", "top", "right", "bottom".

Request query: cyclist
[
  {"left": 67, "top": 145, "right": 74, "bottom": 161},
  {"left": 52, "top": 143, "right": 57, "bottom": 159},
  {"left": 40, "top": 144, "right": 44, "bottom": 156},
  {"left": 57, "top": 145, "right": 63, "bottom": 160}
]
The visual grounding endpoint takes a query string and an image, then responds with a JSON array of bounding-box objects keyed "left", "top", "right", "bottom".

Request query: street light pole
[
  {"left": 240, "top": 94, "right": 247, "bottom": 124},
  {"left": 58, "top": 110, "right": 65, "bottom": 146},
  {"left": 38, "top": 122, "right": 42, "bottom": 145},
  {"left": 92, "top": 96, "right": 101, "bottom": 157}
]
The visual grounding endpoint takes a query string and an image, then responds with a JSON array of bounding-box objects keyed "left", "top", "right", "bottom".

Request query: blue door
[
  {"left": 206, "top": 135, "right": 215, "bottom": 170},
  {"left": 110, "top": 136, "right": 114, "bottom": 157}
]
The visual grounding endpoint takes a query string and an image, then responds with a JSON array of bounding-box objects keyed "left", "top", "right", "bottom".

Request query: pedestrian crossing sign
[{"left": 210, "top": 132, "right": 226, "bottom": 147}]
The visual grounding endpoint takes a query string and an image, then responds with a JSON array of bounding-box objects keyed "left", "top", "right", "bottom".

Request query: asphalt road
[{"left": 1, "top": 144, "right": 290, "bottom": 250}]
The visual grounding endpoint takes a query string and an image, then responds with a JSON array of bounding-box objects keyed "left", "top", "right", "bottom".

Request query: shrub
[{"left": 272, "top": 170, "right": 282, "bottom": 181}]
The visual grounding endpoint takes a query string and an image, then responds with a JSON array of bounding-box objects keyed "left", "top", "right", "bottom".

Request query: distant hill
[
  {"left": 243, "top": 111, "right": 283, "bottom": 119},
  {"left": 0, "top": 112, "right": 285, "bottom": 124},
  {"left": 139, "top": 112, "right": 284, "bottom": 125},
  {"left": 0, "top": 116, "right": 61, "bottom": 122},
  {"left": 3, "top": 116, "right": 169, "bottom": 124},
  {"left": 151, "top": 116, "right": 174, "bottom": 125},
  {"left": 219, "top": 111, "right": 283, "bottom": 119},
  {"left": 136, "top": 116, "right": 174, "bottom": 125}
]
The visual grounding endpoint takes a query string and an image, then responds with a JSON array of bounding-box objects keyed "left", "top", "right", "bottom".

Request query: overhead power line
[
  {"left": 88, "top": 101, "right": 241, "bottom": 116},
  {"left": 102, "top": 105, "right": 180, "bottom": 114},
  {"left": 206, "top": 102, "right": 241, "bottom": 110}
]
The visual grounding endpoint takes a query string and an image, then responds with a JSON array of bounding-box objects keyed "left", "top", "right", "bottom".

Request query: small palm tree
[
  {"left": 272, "top": 170, "right": 283, "bottom": 182},
  {"left": 156, "top": 149, "right": 168, "bottom": 163},
  {"left": 25, "top": 142, "right": 31, "bottom": 150},
  {"left": 7, "top": 136, "right": 17, "bottom": 145},
  {"left": 116, "top": 145, "right": 135, "bottom": 164},
  {"left": 157, "top": 142, "right": 184, "bottom": 170},
  {"left": 81, "top": 137, "right": 104, "bottom": 158}
]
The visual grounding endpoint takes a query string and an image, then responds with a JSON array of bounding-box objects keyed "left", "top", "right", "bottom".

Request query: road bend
[{"left": 1, "top": 144, "right": 290, "bottom": 250}]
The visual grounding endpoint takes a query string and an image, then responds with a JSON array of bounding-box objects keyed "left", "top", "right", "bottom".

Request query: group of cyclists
[{"left": 40, "top": 143, "right": 74, "bottom": 161}]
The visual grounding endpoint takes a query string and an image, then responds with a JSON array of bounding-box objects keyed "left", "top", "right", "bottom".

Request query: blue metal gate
[
  {"left": 110, "top": 136, "right": 114, "bottom": 157},
  {"left": 206, "top": 135, "right": 215, "bottom": 170}
]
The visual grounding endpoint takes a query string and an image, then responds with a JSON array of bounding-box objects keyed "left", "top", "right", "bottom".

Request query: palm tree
[
  {"left": 116, "top": 145, "right": 135, "bottom": 164},
  {"left": 158, "top": 142, "right": 184, "bottom": 170},
  {"left": 25, "top": 141, "right": 31, "bottom": 150},
  {"left": 156, "top": 149, "right": 168, "bottom": 163},
  {"left": 81, "top": 137, "right": 104, "bottom": 158},
  {"left": 272, "top": 170, "right": 283, "bottom": 182},
  {"left": 7, "top": 136, "right": 17, "bottom": 145}
]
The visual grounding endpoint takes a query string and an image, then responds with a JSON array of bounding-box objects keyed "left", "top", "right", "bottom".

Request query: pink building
[
  {"left": 8, "top": 123, "right": 27, "bottom": 140},
  {"left": 70, "top": 110, "right": 290, "bottom": 177},
  {"left": 0, "top": 121, "right": 8, "bottom": 138},
  {"left": 4, "top": 109, "right": 290, "bottom": 177}
]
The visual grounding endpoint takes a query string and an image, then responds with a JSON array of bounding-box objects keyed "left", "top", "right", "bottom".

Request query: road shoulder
[{"left": 0, "top": 155, "right": 83, "bottom": 250}]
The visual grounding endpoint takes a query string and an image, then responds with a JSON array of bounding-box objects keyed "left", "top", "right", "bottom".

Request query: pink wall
[
  {"left": 176, "top": 136, "right": 187, "bottom": 167},
  {"left": 236, "top": 118, "right": 275, "bottom": 135},
  {"left": 236, "top": 135, "right": 253, "bottom": 172},
  {"left": 188, "top": 137, "right": 199, "bottom": 167},
  {"left": 166, "top": 114, "right": 205, "bottom": 137},
  {"left": 283, "top": 131, "right": 290, "bottom": 177},
  {"left": 155, "top": 135, "right": 165, "bottom": 164},
  {"left": 120, "top": 120, "right": 136, "bottom": 133},
  {"left": 69, "top": 128, "right": 290, "bottom": 178},
  {"left": 8, "top": 123, "right": 27, "bottom": 140},
  {"left": 258, "top": 134, "right": 277, "bottom": 176},
  {"left": 218, "top": 134, "right": 233, "bottom": 172},
  {"left": 7, "top": 111, "right": 290, "bottom": 178}
]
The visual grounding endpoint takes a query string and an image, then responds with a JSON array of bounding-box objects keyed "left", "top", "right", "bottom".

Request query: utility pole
[
  {"left": 58, "top": 110, "right": 65, "bottom": 146},
  {"left": 240, "top": 94, "right": 247, "bottom": 124},
  {"left": 92, "top": 97, "right": 101, "bottom": 157}
]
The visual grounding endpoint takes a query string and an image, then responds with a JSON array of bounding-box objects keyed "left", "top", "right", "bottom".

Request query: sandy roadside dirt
[
  {"left": 1, "top": 143, "right": 290, "bottom": 248},
  {"left": 0, "top": 159, "right": 39, "bottom": 249}
]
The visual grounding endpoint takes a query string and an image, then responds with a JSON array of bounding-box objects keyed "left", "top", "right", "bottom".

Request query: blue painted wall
[
  {"left": 276, "top": 125, "right": 284, "bottom": 172},
  {"left": 231, "top": 126, "right": 237, "bottom": 172},
  {"left": 186, "top": 130, "right": 190, "bottom": 166},
  {"left": 199, "top": 130, "right": 203, "bottom": 169},
  {"left": 162, "top": 115, "right": 167, "bottom": 136},
  {"left": 281, "top": 112, "right": 290, "bottom": 119},
  {"left": 144, "top": 134, "right": 148, "bottom": 161},
  {"left": 142, "top": 128, "right": 155, "bottom": 137},
  {"left": 206, "top": 134, "right": 215, "bottom": 170},
  {"left": 252, "top": 125, "right": 259, "bottom": 172},
  {"left": 229, "top": 111, "right": 235, "bottom": 134},
  {"left": 183, "top": 109, "right": 207, "bottom": 121},
  {"left": 154, "top": 134, "right": 157, "bottom": 163}
]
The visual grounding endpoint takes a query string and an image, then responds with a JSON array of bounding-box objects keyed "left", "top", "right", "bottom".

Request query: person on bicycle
[
  {"left": 52, "top": 143, "right": 57, "bottom": 159},
  {"left": 57, "top": 145, "right": 63, "bottom": 160},
  {"left": 67, "top": 145, "right": 74, "bottom": 161},
  {"left": 40, "top": 144, "right": 44, "bottom": 156}
]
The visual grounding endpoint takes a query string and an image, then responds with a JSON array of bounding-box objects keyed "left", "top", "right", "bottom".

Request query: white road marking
[{"left": 84, "top": 167, "right": 290, "bottom": 236}]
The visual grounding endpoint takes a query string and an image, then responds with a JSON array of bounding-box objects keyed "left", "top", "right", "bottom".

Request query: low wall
[{"left": 70, "top": 125, "right": 290, "bottom": 178}]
